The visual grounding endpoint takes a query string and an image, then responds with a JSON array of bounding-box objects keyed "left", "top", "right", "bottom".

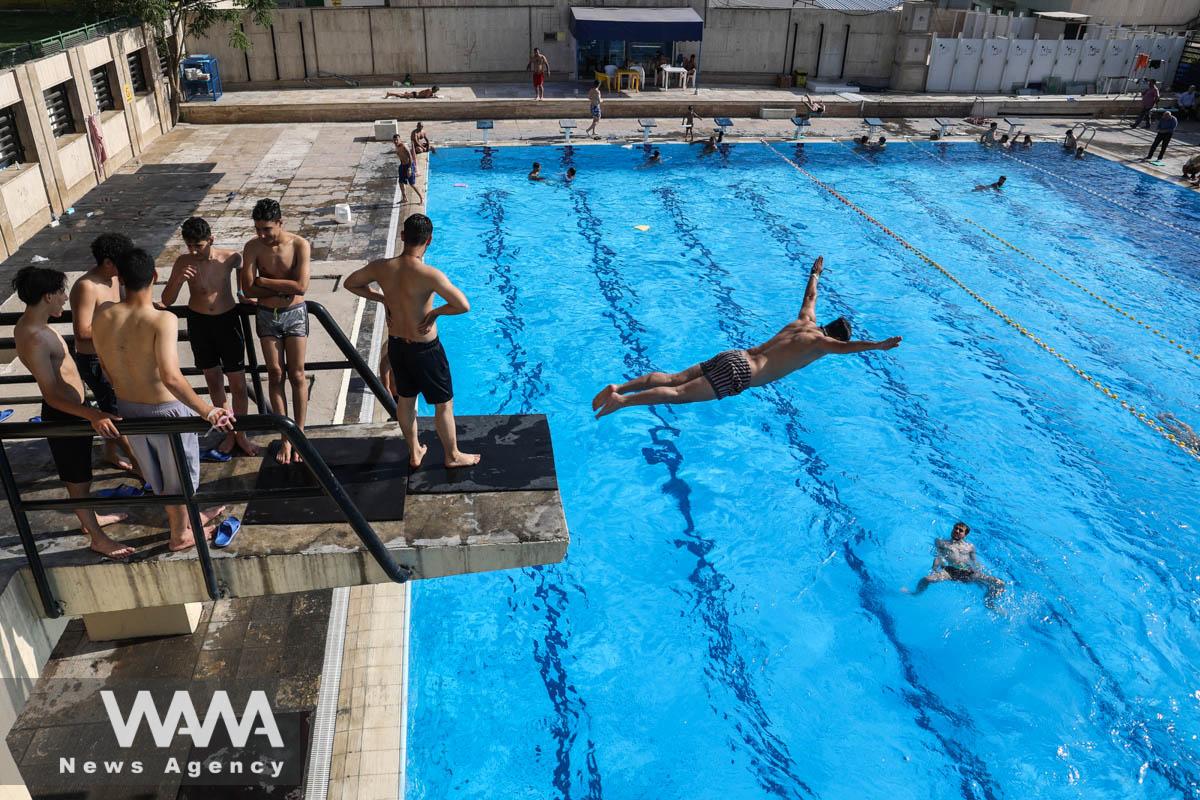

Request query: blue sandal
[
  {"left": 0, "top": 410, "right": 13, "bottom": 423},
  {"left": 96, "top": 483, "right": 145, "bottom": 499},
  {"left": 200, "top": 448, "right": 233, "bottom": 463},
  {"left": 213, "top": 517, "right": 241, "bottom": 548}
]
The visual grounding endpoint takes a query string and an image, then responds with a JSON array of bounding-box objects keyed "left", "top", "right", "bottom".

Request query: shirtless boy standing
[
  {"left": 13, "top": 266, "right": 133, "bottom": 559},
  {"left": 392, "top": 135, "right": 424, "bottom": 206},
  {"left": 70, "top": 233, "right": 137, "bottom": 472},
  {"left": 92, "top": 248, "right": 235, "bottom": 551},
  {"left": 591, "top": 257, "right": 901, "bottom": 417},
  {"left": 161, "top": 216, "right": 258, "bottom": 457},
  {"left": 239, "top": 199, "right": 311, "bottom": 465},
  {"left": 344, "top": 213, "right": 479, "bottom": 470}
]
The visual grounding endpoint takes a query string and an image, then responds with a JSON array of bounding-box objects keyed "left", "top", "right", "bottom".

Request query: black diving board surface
[
  {"left": 243, "top": 437, "right": 408, "bottom": 525},
  {"left": 0, "top": 416, "right": 569, "bottom": 615}
]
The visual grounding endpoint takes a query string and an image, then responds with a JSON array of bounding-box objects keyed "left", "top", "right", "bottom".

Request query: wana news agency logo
[{"left": 59, "top": 690, "right": 290, "bottom": 780}]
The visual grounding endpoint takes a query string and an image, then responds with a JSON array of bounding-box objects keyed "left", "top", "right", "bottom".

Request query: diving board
[{"left": 638, "top": 117, "right": 657, "bottom": 144}]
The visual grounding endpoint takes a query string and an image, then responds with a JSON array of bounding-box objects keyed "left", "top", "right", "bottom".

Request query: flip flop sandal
[
  {"left": 213, "top": 516, "right": 241, "bottom": 549},
  {"left": 28, "top": 416, "right": 41, "bottom": 423},
  {"left": 96, "top": 483, "right": 145, "bottom": 499},
  {"left": 0, "top": 410, "right": 13, "bottom": 423},
  {"left": 200, "top": 448, "right": 233, "bottom": 463}
]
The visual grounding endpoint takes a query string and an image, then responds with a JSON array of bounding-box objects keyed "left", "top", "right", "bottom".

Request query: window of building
[
  {"left": 127, "top": 50, "right": 148, "bottom": 93},
  {"left": 43, "top": 83, "right": 75, "bottom": 138},
  {"left": 0, "top": 105, "right": 26, "bottom": 169},
  {"left": 91, "top": 65, "right": 116, "bottom": 112}
]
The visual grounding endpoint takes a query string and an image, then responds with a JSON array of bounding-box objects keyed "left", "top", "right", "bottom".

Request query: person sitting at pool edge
[
  {"left": 591, "top": 256, "right": 901, "bottom": 417},
  {"left": 910, "top": 521, "right": 1006, "bottom": 605},
  {"left": 1183, "top": 153, "right": 1200, "bottom": 183},
  {"left": 973, "top": 175, "right": 1006, "bottom": 191}
]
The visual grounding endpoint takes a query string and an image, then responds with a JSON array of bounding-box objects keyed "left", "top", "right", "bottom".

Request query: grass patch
[{"left": 0, "top": 10, "right": 102, "bottom": 51}]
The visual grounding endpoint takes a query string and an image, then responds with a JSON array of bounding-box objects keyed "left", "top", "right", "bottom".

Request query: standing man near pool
[
  {"left": 1131, "top": 78, "right": 1160, "bottom": 129},
  {"left": 586, "top": 80, "right": 602, "bottom": 138},
  {"left": 1145, "top": 109, "right": 1177, "bottom": 162},
  {"left": 528, "top": 48, "right": 549, "bottom": 101},
  {"left": 392, "top": 134, "right": 424, "bottom": 205},
  {"left": 71, "top": 233, "right": 140, "bottom": 475},
  {"left": 591, "top": 257, "right": 901, "bottom": 417},
  {"left": 343, "top": 213, "right": 480, "bottom": 470},
  {"left": 910, "top": 522, "right": 1006, "bottom": 605},
  {"left": 240, "top": 199, "right": 311, "bottom": 466}
]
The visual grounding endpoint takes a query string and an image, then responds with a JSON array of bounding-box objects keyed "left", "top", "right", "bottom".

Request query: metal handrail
[
  {"left": 0, "top": 300, "right": 404, "bottom": 617},
  {"left": 0, "top": 16, "right": 139, "bottom": 70},
  {"left": 0, "top": 414, "right": 414, "bottom": 618},
  {"left": 0, "top": 301, "right": 398, "bottom": 421}
]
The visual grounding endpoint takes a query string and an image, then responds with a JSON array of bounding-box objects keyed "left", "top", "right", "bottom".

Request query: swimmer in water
[
  {"left": 565, "top": 167, "right": 577, "bottom": 183},
  {"left": 528, "top": 162, "right": 544, "bottom": 181},
  {"left": 591, "top": 257, "right": 901, "bottom": 417},
  {"left": 973, "top": 175, "right": 1006, "bottom": 191},
  {"left": 1159, "top": 412, "right": 1200, "bottom": 451},
  {"left": 648, "top": 148, "right": 662, "bottom": 164},
  {"left": 911, "top": 522, "right": 1006, "bottom": 605}
]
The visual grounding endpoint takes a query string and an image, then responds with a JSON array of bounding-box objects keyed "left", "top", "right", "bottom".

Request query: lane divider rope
[
  {"left": 999, "top": 148, "right": 1200, "bottom": 241},
  {"left": 964, "top": 217, "right": 1200, "bottom": 367},
  {"left": 760, "top": 139, "right": 1200, "bottom": 463}
]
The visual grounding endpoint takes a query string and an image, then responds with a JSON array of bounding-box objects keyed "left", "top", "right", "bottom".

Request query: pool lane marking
[
  {"left": 761, "top": 140, "right": 1200, "bottom": 463},
  {"left": 998, "top": 148, "right": 1200, "bottom": 241},
  {"left": 964, "top": 218, "right": 1200, "bottom": 367}
]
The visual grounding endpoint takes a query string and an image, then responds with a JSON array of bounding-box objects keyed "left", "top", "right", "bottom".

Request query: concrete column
[
  {"left": 82, "top": 603, "right": 204, "bottom": 641},
  {"left": 109, "top": 31, "right": 146, "bottom": 156},
  {"left": 10, "top": 63, "right": 66, "bottom": 215},
  {"left": 65, "top": 46, "right": 103, "bottom": 186}
]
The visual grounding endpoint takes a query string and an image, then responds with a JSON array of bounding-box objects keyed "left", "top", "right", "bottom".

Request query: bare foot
[
  {"left": 169, "top": 525, "right": 215, "bottom": 552},
  {"left": 275, "top": 440, "right": 292, "bottom": 465},
  {"left": 290, "top": 447, "right": 304, "bottom": 465},
  {"left": 103, "top": 443, "right": 135, "bottom": 473},
  {"left": 95, "top": 510, "right": 127, "bottom": 527},
  {"left": 235, "top": 433, "right": 260, "bottom": 457},
  {"left": 591, "top": 384, "right": 618, "bottom": 411},
  {"left": 444, "top": 451, "right": 481, "bottom": 469},
  {"left": 200, "top": 506, "right": 227, "bottom": 527},
  {"left": 595, "top": 393, "right": 625, "bottom": 418},
  {"left": 87, "top": 532, "right": 135, "bottom": 560},
  {"left": 409, "top": 443, "right": 428, "bottom": 470}
]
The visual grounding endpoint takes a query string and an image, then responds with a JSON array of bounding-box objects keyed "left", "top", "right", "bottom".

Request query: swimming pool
[{"left": 405, "top": 140, "right": 1200, "bottom": 799}]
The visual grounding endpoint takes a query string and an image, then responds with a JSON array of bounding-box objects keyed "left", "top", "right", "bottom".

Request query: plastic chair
[{"left": 594, "top": 71, "right": 612, "bottom": 92}]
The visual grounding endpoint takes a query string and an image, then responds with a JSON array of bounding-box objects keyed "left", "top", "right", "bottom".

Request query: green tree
[{"left": 100, "top": 0, "right": 275, "bottom": 123}]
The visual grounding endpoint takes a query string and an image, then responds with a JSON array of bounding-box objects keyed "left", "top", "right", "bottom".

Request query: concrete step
[{"left": 0, "top": 415, "right": 568, "bottom": 617}]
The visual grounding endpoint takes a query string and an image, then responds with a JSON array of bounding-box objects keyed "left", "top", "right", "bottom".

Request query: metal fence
[{"left": 0, "top": 16, "right": 139, "bottom": 71}]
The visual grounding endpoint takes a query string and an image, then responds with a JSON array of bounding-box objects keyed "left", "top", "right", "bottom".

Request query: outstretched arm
[
  {"left": 827, "top": 336, "right": 902, "bottom": 354},
  {"left": 799, "top": 256, "right": 823, "bottom": 322}
]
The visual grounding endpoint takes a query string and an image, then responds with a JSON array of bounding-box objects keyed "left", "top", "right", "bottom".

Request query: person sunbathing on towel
[
  {"left": 385, "top": 86, "right": 440, "bottom": 99},
  {"left": 591, "top": 257, "right": 901, "bottom": 417}
]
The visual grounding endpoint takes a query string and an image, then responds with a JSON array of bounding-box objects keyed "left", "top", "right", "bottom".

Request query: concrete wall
[
  {"left": 188, "top": 3, "right": 901, "bottom": 88},
  {"left": 0, "top": 579, "right": 68, "bottom": 796},
  {"left": 937, "top": 0, "right": 1200, "bottom": 27},
  {"left": 0, "top": 23, "right": 174, "bottom": 261}
]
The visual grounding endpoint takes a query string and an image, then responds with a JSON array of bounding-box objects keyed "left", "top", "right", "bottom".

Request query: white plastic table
[{"left": 659, "top": 65, "right": 688, "bottom": 89}]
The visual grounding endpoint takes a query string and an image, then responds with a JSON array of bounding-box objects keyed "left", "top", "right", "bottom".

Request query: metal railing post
[
  {"left": 306, "top": 301, "right": 397, "bottom": 420},
  {"left": 0, "top": 443, "right": 62, "bottom": 617},
  {"left": 277, "top": 417, "right": 411, "bottom": 583},
  {"left": 167, "top": 432, "right": 223, "bottom": 601},
  {"left": 239, "top": 309, "right": 269, "bottom": 413}
]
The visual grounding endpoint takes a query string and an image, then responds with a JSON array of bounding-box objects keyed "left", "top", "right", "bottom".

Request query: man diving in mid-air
[{"left": 591, "top": 256, "right": 901, "bottom": 417}]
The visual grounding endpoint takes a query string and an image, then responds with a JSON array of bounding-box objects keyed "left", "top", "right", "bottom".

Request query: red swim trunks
[{"left": 533, "top": 72, "right": 545, "bottom": 88}]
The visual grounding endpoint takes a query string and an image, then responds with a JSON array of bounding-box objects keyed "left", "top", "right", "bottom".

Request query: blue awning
[{"left": 569, "top": 7, "right": 704, "bottom": 41}]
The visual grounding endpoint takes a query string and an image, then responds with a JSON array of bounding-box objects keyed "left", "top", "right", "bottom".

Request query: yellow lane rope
[
  {"left": 964, "top": 218, "right": 1200, "bottom": 367},
  {"left": 760, "top": 140, "right": 1200, "bottom": 463},
  {"left": 999, "top": 148, "right": 1200, "bottom": 241}
]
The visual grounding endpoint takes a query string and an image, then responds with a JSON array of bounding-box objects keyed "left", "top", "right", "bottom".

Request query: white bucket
[{"left": 334, "top": 203, "right": 353, "bottom": 225}]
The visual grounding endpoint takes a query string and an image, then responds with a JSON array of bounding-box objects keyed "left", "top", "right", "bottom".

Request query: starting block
[
  {"left": 933, "top": 118, "right": 954, "bottom": 139},
  {"left": 1003, "top": 117, "right": 1024, "bottom": 137},
  {"left": 864, "top": 117, "right": 884, "bottom": 139},
  {"left": 476, "top": 119, "right": 494, "bottom": 145},
  {"left": 638, "top": 117, "right": 657, "bottom": 144},
  {"left": 714, "top": 116, "right": 733, "bottom": 136},
  {"left": 559, "top": 119, "right": 576, "bottom": 145},
  {"left": 791, "top": 116, "right": 812, "bottom": 140}
]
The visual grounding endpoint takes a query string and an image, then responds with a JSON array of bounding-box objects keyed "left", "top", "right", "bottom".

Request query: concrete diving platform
[{"left": 0, "top": 415, "right": 568, "bottom": 617}]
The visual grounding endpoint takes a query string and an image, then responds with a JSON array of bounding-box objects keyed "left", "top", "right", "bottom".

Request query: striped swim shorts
[{"left": 700, "top": 349, "right": 752, "bottom": 400}]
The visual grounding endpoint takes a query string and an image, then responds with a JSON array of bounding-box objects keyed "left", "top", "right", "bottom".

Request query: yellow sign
[{"left": 123, "top": 84, "right": 133, "bottom": 102}]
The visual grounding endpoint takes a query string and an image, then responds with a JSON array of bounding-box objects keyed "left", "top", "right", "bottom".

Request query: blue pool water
[{"left": 405, "top": 141, "right": 1200, "bottom": 799}]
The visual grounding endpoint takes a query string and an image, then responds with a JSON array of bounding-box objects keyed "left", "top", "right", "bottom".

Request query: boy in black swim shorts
[
  {"left": 13, "top": 266, "right": 134, "bottom": 559},
  {"left": 162, "top": 217, "right": 259, "bottom": 456}
]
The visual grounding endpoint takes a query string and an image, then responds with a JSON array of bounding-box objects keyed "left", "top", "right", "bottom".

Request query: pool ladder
[{"left": 1069, "top": 122, "right": 1098, "bottom": 151}]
